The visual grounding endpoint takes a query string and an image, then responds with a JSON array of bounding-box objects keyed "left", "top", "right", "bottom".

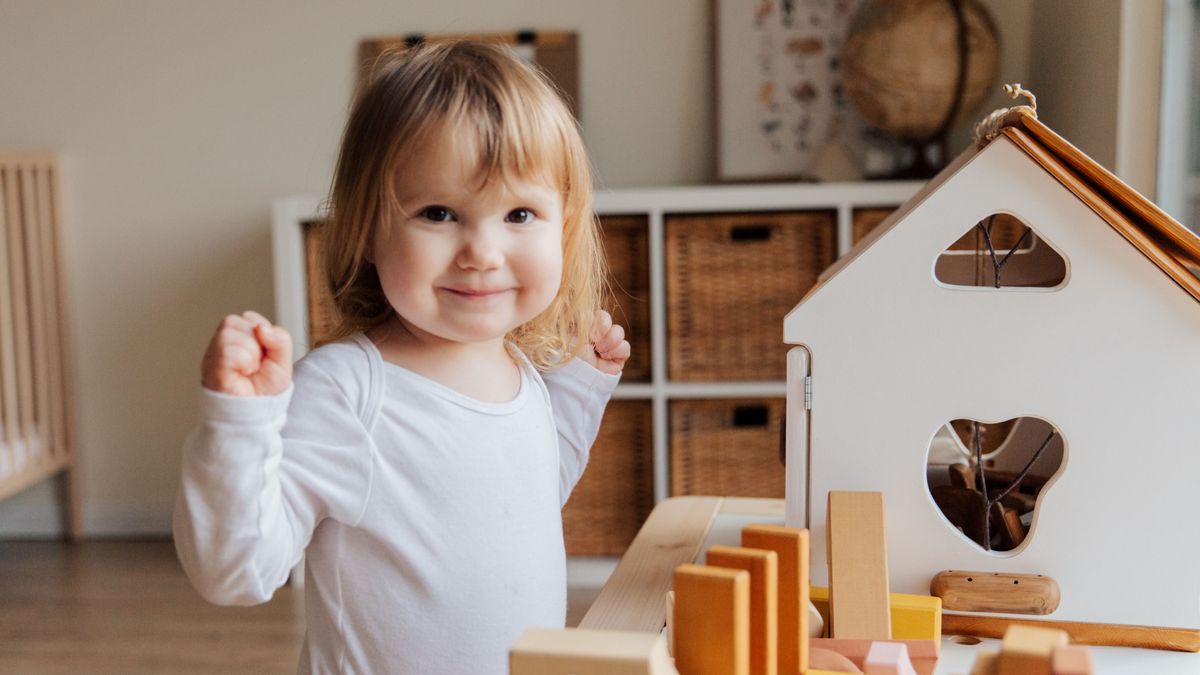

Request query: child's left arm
[{"left": 544, "top": 310, "right": 630, "bottom": 505}]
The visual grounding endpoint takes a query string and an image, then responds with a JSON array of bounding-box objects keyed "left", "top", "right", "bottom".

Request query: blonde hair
[{"left": 320, "top": 41, "right": 607, "bottom": 370}]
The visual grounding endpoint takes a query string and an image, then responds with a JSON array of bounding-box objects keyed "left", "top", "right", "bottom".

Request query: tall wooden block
[
  {"left": 997, "top": 624, "right": 1069, "bottom": 675},
  {"left": 741, "top": 524, "right": 809, "bottom": 675},
  {"left": 674, "top": 564, "right": 750, "bottom": 675},
  {"left": 827, "top": 491, "right": 891, "bottom": 640},
  {"left": 707, "top": 545, "right": 779, "bottom": 675},
  {"left": 510, "top": 628, "right": 675, "bottom": 674}
]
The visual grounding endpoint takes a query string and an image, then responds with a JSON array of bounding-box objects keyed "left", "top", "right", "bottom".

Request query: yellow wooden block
[
  {"left": 674, "top": 564, "right": 750, "bottom": 675},
  {"left": 707, "top": 545, "right": 778, "bottom": 675},
  {"left": 810, "top": 587, "right": 941, "bottom": 651},
  {"left": 890, "top": 593, "right": 942, "bottom": 649}
]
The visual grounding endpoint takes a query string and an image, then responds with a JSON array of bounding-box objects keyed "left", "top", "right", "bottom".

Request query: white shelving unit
[
  {"left": 592, "top": 182, "right": 922, "bottom": 502},
  {"left": 271, "top": 181, "right": 924, "bottom": 506}
]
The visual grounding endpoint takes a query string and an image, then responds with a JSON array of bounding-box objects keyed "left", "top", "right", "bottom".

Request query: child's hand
[
  {"left": 583, "top": 309, "right": 630, "bottom": 376},
  {"left": 201, "top": 311, "right": 293, "bottom": 397}
]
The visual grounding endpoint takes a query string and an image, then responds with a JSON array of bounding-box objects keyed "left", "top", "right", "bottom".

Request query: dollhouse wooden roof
[{"left": 822, "top": 109, "right": 1200, "bottom": 304}]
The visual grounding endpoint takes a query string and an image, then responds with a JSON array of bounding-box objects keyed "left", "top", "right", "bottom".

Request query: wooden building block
[
  {"left": 827, "top": 492, "right": 891, "bottom": 640},
  {"left": 707, "top": 545, "right": 778, "bottom": 675},
  {"left": 673, "top": 564, "right": 749, "bottom": 675},
  {"left": 997, "top": 624, "right": 1069, "bottom": 675},
  {"left": 811, "top": 587, "right": 939, "bottom": 645},
  {"left": 510, "top": 628, "right": 675, "bottom": 674},
  {"left": 809, "top": 638, "right": 938, "bottom": 675},
  {"left": 969, "top": 650, "right": 999, "bottom": 675},
  {"left": 809, "top": 647, "right": 863, "bottom": 672},
  {"left": 741, "top": 523, "right": 809, "bottom": 675},
  {"left": 864, "top": 641, "right": 917, "bottom": 675},
  {"left": 940, "top": 614, "right": 1200, "bottom": 651},
  {"left": 931, "top": 570, "right": 1060, "bottom": 615},
  {"left": 888, "top": 594, "right": 941, "bottom": 649},
  {"left": 1050, "top": 645, "right": 1094, "bottom": 675}
]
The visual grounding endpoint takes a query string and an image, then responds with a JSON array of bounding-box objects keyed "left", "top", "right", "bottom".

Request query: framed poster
[{"left": 714, "top": 0, "right": 859, "bottom": 182}]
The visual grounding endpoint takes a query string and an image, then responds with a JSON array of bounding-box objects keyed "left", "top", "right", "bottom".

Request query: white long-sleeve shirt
[{"left": 173, "top": 334, "right": 619, "bottom": 674}]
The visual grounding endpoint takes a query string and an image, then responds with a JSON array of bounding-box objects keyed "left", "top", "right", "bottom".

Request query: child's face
[{"left": 372, "top": 128, "right": 565, "bottom": 347}]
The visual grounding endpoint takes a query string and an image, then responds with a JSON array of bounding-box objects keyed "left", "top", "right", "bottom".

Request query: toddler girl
[{"left": 174, "top": 41, "right": 629, "bottom": 674}]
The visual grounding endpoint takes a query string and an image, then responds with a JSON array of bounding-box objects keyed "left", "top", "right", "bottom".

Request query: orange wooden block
[
  {"left": 969, "top": 650, "right": 999, "bottom": 675},
  {"left": 997, "top": 624, "right": 1068, "bottom": 675},
  {"left": 1050, "top": 645, "right": 1094, "bottom": 675},
  {"left": 742, "top": 523, "right": 810, "bottom": 675},
  {"left": 674, "top": 564, "right": 749, "bottom": 675},
  {"left": 827, "top": 491, "right": 891, "bottom": 640},
  {"left": 707, "top": 545, "right": 778, "bottom": 675}
]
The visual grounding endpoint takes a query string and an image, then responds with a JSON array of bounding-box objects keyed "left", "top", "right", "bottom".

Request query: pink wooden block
[{"left": 864, "top": 641, "right": 918, "bottom": 675}]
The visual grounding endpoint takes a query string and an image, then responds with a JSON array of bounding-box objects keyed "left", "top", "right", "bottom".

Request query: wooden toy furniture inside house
[{"left": 782, "top": 91, "right": 1200, "bottom": 649}]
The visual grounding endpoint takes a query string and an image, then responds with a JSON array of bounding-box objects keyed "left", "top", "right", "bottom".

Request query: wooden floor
[
  {"left": 0, "top": 540, "right": 604, "bottom": 674},
  {"left": 0, "top": 540, "right": 304, "bottom": 674}
]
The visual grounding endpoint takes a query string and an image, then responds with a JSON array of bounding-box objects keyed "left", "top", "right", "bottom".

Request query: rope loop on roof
[{"left": 974, "top": 83, "right": 1039, "bottom": 146}]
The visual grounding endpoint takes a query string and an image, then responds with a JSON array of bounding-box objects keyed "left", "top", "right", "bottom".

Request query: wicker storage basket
[
  {"left": 600, "top": 215, "right": 651, "bottom": 382},
  {"left": 852, "top": 207, "right": 896, "bottom": 244},
  {"left": 669, "top": 398, "right": 785, "bottom": 498},
  {"left": 563, "top": 399, "right": 655, "bottom": 556},
  {"left": 666, "top": 211, "right": 835, "bottom": 381},
  {"left": 303, "top": 220, "right": 339, "bottom": 345}
]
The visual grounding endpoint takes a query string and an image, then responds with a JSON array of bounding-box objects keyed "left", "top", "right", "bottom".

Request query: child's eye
[
  {"left": 418, "top": 206, "right": 455, "bottom": 222},
  {"left": 506, "top": 208, "right": 535, "bottom": 224}
]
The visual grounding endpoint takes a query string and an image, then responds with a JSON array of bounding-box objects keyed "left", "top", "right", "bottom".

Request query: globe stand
[{"left": 868, "top": 137, "right": 946, "bottom": 181}]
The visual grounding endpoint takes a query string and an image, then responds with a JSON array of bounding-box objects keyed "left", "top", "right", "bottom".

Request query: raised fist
[{"left": 201, "top": 311, "right": 293, "bottom": 397}]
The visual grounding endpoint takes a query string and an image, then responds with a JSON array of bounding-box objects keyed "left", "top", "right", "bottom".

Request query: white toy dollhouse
[{"left": 783, "top": 107, "right": 1200, "bottom": 634}]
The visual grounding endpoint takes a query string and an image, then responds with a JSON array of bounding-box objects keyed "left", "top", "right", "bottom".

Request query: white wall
[{"left": 0, "top": 0, "right": 1038, "bottom": 536}]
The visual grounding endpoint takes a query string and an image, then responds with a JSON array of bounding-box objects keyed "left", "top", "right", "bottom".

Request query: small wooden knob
[{"left": 930, "top": 570, "right": 1060, "bottom": 615}]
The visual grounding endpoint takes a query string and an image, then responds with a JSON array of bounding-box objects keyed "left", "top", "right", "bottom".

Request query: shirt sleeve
[
  {"left": 541, "top": 358, "right": 621, "bottom": 506},
  {"left": 172, "top": 359, "right": 375, "bottom": 606}
]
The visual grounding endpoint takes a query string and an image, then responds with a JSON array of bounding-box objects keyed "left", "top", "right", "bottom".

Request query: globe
[{"left": 843, "top": 0, "right": 999, "bottom": 146}]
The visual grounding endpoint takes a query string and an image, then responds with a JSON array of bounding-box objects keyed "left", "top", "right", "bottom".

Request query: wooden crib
[{"left": 0, "top": 154, "right": 80, "bottom": 538}]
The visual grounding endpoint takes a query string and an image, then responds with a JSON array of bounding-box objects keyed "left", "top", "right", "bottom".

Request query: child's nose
[{"left": 456, "top": 226, "right": 505, "bottom": 270}]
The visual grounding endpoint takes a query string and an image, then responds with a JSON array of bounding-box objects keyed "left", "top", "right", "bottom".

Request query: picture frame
[{"left": 713, "top": 0, "right": 858, "bottom": 182}]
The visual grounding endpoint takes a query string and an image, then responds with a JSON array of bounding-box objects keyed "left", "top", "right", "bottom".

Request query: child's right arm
[{"left": 174, "top": 312, "right": 373, "bottom": 606}]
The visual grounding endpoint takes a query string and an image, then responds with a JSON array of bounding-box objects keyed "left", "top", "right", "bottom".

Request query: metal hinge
[{"left": 804, "top": 376, "right": 812, "bottom": 410}]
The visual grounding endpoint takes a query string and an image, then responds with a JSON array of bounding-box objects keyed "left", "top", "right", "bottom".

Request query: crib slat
[
  {"left": 0, "top": 165, "right": 22, "bottom": 467},
  {"left": 37, "top": 164, "right": 66, "bottom": 465},
  {"left": 20, "top": 163, "right": 53, "bottom": 466},
  {"left": 3, "top": 166, "right": 37, "bottom": 450},
  {"left": 44, "top": 158, "right": 82, "bottom": 537}
]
